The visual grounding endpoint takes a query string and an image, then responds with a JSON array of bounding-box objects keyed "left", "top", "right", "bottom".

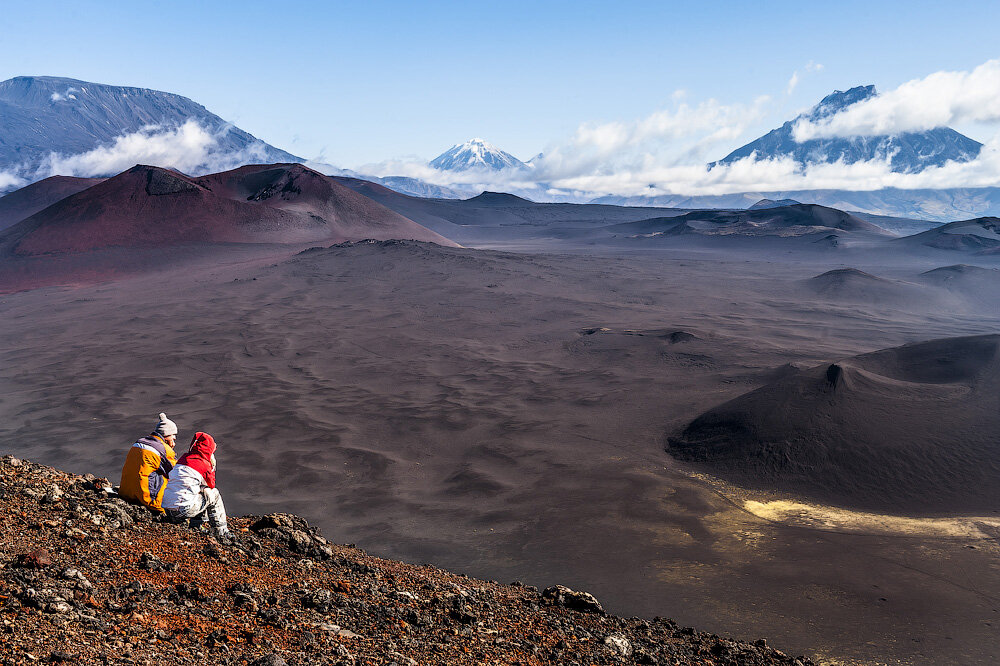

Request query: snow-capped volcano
[
  {"left": 429, "top": 138, "right": 527, "bottom": 172},
  {"left": 714, "top": 85, "right": 983, "bottom": 173}
]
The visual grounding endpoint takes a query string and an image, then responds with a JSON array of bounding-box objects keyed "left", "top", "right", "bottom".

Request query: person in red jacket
[{"left": 161, "top": 432, "right": 233, "bottom": 540}]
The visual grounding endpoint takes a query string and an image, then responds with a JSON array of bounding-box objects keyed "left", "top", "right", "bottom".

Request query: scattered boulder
[
  {"left": 250, "top": 513, "right": 334, "bottom": 559},
  {"left": 541, "top": 585, "right": 604, "bottom": 614},
  {"left": 604, "top": 634, "right": 634, "bottom": 659}
]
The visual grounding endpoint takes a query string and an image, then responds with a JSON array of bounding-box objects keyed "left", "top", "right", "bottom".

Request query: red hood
[
  {"left": 176, "top": 431, "right": 218, "bottom": 489},
  {"left": 189, "top": 431, "right": 216, "bottom": 458}
]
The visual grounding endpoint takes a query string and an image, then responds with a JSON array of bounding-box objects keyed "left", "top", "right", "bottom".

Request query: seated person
[
  {"left": 119, "top": 412, "right": 178, "bottom": 512},
  {"left": 161, "top": 431, "right": 233, "bottom": 541}
]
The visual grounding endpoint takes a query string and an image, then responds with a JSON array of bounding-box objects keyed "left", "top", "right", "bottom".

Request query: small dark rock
[
  {"left": 139, "top": 551, "right": 177, "bottom": 572},
  {"left": 14, "top": 548, "right": 52, "bottom": 569},
  {"left": 250, "top": 513, "right": 311, "bottom": 533}
]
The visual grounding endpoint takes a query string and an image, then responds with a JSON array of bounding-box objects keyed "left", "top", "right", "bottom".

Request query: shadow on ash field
[{"left": 2, "top": 238, "right": 1000, "bottom": 665}]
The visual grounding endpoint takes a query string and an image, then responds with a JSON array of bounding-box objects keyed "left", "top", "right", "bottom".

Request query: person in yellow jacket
[{"left": 119, "top": 412, "right": 178, "bottom": 512}]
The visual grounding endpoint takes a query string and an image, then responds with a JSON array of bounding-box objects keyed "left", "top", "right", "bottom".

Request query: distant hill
[
  {"left": 607, "top": 203, "right": 887, "bottom": 239},
  {"left": 896, "top": 217, "right": 1000, "bottom": 252},
  {"left": 0, "top": 175, "right": 103, "bottom": 231},
  {"left": 0, "top": 76, "right": 301, "bottom": 178},
  {"left": 429, "top": 138, "right": 527, "bottom": 172},
  {"left": 713, "top": 86, "right": 982, "bottom": 173},
  {"left": 749, "top": 198, "right": 801, "bottom": 209}
]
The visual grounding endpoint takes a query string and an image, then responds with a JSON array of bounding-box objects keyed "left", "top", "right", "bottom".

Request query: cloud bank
[
  {"left": 792, "top": 59, "right": 1000, "bottom": 141},
  {"left": 0, "top": 121, "right": 282, "bottom": 194},
  {"left": 34, "top": 120, "right": 276, "bottom": 179}
]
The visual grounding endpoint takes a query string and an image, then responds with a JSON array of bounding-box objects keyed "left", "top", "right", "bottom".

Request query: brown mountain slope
[
  {"left": 1, "top": 163, "right": 455, "bottom": 257},
  {"left": 198, "top": 163, "right": 455, "bottom": 246}
]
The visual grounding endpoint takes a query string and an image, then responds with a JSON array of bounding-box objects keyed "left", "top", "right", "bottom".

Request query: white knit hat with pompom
[{"left": 153, "top": 412, "right": 178, "bottom": 438}]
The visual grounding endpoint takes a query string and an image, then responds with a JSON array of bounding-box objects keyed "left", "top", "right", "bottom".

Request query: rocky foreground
[{"left": 0, "top": 456, "right": 814, "bottom": 665}]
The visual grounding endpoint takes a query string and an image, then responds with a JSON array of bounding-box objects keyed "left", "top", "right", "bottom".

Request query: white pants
[{"left": 167, "top": 487, "right": 229, "bottom": 535}]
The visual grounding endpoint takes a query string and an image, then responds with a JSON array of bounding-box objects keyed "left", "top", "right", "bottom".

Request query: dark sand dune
[
  {"left": 668, "top": 334, "right": 1000, "bottom": 514},
  {"left": 804, "top": 267, "right": 938, "bottom": 306},
  {"left": 915, "top": 264, "right": 1000, "bottom": 311},
  {"left": 897, "top": 216, "right": 1000, "bottom": 251},
  {"left": 0, "top": 175, "right": 104, "bottom": 231},
  {"left": 919, "top": 263, "right": 1000, "bottom": 287}
]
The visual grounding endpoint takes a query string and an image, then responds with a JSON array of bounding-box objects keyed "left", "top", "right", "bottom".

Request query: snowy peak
[
  {"left": 429, "top": 138, "right": 527, "bottom": 172},
  {"left": 807, "top": 85, "right": 877, "bottom": 121}
]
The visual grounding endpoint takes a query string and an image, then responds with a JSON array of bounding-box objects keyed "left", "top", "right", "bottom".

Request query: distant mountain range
[
  {"left": 592, "top": 187, "right": 1000, "bottom": 223},
  {"left": 714, "top": 85, "right": 982, "bottom": 172},
  {"left": 0, "top": 76, "right": 300, "bottom": 175},
  {"left": 2, "top": 76, "right": 998, "bottom": 221},
  {"left": 429, "top": 138, "right": 527, "bottom": 171}
]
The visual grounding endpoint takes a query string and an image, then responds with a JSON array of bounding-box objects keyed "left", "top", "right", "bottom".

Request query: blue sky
[
  {"left": 3, "top": 0, "right": 999, "bottom": 169},
  {"left": 3, "top": 0, "right": 1000, "bottom": 199}
]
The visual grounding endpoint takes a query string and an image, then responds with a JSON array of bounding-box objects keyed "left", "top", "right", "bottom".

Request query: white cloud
[
  {"left": 793, "top": 59, "right": 1000, "bottom": 141},
  {"left": 49, "top": 87, "right": 79, "bottom": 103},
  {"left": 33, "top": 120, "right": 275, "bottom": 179},
  {"left": 0, "top": 170, "right": 27, "bottom": 192},
  {"left": 534, "top": 133, "right": 1000, "bottom": 198},
  {"left": 353, "top": 94, "right": 774, "bottom": 195},
  {"left": 787, "top": 61, "right": 823, "bottom": 95},
  {"left": 786, "top": 72, "right": 800, "bottom": 96},
  {"left": 526, "top": 95, "right": 773, "bottom": 182}
]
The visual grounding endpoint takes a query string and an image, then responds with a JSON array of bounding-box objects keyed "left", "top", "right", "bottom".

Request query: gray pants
[{"left": 166, "top": 488, "right": 229, "bottom": 536}]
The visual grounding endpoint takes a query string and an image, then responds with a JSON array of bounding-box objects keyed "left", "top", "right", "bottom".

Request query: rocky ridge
[{"left": 0, "top": 455, "right": 814, "bottom": 665}]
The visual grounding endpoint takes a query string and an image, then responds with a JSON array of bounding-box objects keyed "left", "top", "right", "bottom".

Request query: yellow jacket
[{"left": 119, "top": 434, "right": 177, "bottom": 511}]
